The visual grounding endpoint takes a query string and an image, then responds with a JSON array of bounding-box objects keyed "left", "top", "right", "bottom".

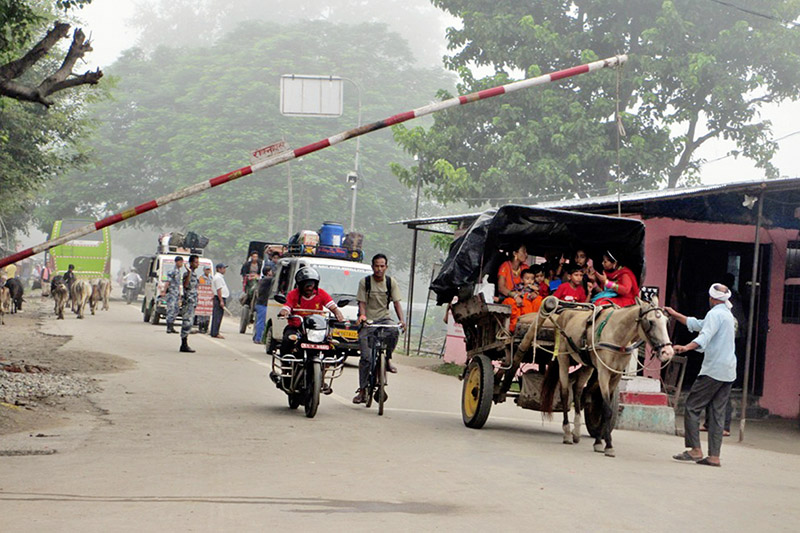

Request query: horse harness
[{"left": 541, "top": 300, "right": 670, "bottom": 369}]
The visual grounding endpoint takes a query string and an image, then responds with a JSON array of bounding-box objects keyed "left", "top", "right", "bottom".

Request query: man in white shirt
[
  {"left": 666, "top": 283, "right": 737, "bottom": 467},
  {"left": 210, "top": 263, "right": 230, "bottom": 338}
]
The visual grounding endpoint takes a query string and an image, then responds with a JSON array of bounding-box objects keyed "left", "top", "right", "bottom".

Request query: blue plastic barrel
[{"left": 318, "top": 222, "right": 345, "bottom": 247}]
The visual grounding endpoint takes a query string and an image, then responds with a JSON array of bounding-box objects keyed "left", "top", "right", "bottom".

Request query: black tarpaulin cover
[{"left": 430, "top": 205, "right": 646, "bottom": 305}]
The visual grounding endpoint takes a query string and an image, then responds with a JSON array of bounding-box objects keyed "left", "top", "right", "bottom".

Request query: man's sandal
[{"left": 673, "top": 451, "right": 702, "bottom": 462}]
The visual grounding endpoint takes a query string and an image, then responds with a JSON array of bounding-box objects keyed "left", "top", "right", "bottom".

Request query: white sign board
[
  {"left": 250, "top": 140, "right": 290, "bottom": 165},
  {"left": 280, "top": 75, "right": 343, "bottom": 117}
]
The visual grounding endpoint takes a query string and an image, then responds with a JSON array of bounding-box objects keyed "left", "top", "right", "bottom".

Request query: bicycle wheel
[
  {"left": 378, "top": 350, "right": 386, "bottom": 416},
  {"left": 365, "top": 344, "right": 377, "bottom": 408}
]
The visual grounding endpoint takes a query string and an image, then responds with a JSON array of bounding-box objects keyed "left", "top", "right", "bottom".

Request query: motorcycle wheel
[
  {"left": 304, "top": 360, "right": 321, "bottom": 418},
  {"left": 150, "top": 303, "right": 160, "bottom": 325},
  {"left": 126, "top": 290, "right": 133, "bottom": 305},
  {"left": 143, "top": 299, "right": 151, "bottom": 322},
  {"left": 288, "top": 393, "right": 301, "bottom": 410},
  {"left": 378, "top": 352, "right": 386, "bottom": 416},
  {"left": 239, "top": 304, "right": 250, "bottom": 334}
]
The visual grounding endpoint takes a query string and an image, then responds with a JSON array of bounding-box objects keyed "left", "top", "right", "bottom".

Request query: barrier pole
[{"left": 0, "top": 54, "right": 628, "bottom": 268}]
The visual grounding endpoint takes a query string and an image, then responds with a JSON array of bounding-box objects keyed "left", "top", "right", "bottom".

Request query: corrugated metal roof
[{"left": 395, "top": 177, "right": 800, "bottom": 228}]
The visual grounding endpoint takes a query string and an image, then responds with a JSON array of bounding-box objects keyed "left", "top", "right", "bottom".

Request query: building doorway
[{"left": 665, "top": 236, "right": 771, "bottom": 396}]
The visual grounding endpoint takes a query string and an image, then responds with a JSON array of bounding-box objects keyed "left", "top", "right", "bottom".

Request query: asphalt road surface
[{"left": 2, "top": 299, "right": 799, "bottom": 531}]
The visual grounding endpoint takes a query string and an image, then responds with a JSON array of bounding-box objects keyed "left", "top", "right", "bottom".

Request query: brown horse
[{"left": 522, "top": 296, "right": 674, "bottom": 457}]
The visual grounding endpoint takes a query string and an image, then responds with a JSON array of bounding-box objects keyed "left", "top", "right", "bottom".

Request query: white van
[
  {"left": 264, "top": 255, "right": 373, "bottom": 356},
  {"left": 141, "top": 254, "right": 215, "bottom": 325}
]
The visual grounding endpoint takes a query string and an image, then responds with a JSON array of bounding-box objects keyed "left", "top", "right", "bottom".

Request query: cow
[
  {"left": 97, "top": 278, "right": 111, "bottom": 310},
  {"left": 5, "top": 277, "right": 24, "bottom": 313},
  {"left": 52, "top": 278, "right": 68, "bottom": 320},
  {"left": 0, "top": 285, "right": 10, "bottom": 324},
  {"left": 71, "top": 279, "right": 92, "bottom": 319}
]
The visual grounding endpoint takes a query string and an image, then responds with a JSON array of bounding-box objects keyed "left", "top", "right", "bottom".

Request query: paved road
[{"left": 2, "top": 300, "right": 799, "bottom": 531}]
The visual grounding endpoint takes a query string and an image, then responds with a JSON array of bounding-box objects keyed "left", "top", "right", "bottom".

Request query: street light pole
[{"left": 341, "top": 77, "right": 362, "bottom": 232}]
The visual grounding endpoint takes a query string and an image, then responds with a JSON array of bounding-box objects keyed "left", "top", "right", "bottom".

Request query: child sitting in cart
[
  {"left": 503, "top": 270, "right": 543, "bottom": 332},
  {"left": 530, "top": 264, "right": 549, "bottom": 297},
  {"left": 552, "top": 264, "right": 588, "bottom": 303}
]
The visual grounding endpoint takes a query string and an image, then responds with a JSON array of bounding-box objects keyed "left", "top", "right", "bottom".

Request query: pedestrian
[
  {"left": 210, "top": 262, "right": 229, "bottom": 339},
  {"left": 40, "top": 263, "right": 52, "bottom": 297},
  {"left": 352, "top": 253, "right": 406, "bottom": 404},
  {"left": 163, "top": 256, "right": 184, "bottom": 334},
  {"left": 252, "top": 264, "right": 274, "bottom": 344},
  {"left": 179, "top": 254, "right": 200, "bottom": 353},
  {"left": 666, "top": 283, "right": 737, "bottom": 467}
]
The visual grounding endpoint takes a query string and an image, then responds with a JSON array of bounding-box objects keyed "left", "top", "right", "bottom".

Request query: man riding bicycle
[{"left": 352, "top": 254, "right": 406, "bottom": 404}]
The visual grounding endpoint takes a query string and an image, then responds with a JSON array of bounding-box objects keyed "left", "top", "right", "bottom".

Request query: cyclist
[
  {"left": 278, "top": 267, "right": 345, "bottom": 356},
  {"left": 352, "top": 254, "right": 406, "bottom": 404}
]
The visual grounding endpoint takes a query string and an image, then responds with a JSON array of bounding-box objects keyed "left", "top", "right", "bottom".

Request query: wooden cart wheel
[{"left": 462, "top": 354, "right": 494, "bottom": 429}]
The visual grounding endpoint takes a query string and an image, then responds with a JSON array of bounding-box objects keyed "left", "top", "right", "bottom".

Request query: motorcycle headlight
[{"left": 306, "top": 329, "right": 327, "bottom": 343}]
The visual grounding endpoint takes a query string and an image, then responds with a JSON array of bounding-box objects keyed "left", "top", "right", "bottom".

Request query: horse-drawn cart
[
  {"left": 432, "top": 206, "right": 673, "bottom": 455},
  {"left": 452, "top": 292, "right": 610, "bottom": 436}
]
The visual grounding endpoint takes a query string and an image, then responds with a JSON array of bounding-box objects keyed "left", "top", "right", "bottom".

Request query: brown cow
[
  {"left": 71, "top": 279, "right": 92, "bottom": 319},
  {"left": 52, "top": 279, "right": 68, "bottom": 319},
  {"left": 0, "top": 285, "right": 10, "bottom": 324},
  {"left": 97, "top": 278, "right": 111, "bottom": 310}
]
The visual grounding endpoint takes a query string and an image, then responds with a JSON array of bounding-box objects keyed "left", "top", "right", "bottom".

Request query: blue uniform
[{"left": 165, "top": 267, "right": 182, "bottom": 325}]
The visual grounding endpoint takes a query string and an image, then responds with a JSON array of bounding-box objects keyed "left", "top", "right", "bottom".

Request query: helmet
[{"left": 295, "top": 266, "right": 320, "bottom": 288}]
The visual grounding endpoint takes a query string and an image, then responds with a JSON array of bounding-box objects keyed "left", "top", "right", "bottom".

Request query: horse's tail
[{"left": 539, "top": 357, "right": 561, "bottom": 417}]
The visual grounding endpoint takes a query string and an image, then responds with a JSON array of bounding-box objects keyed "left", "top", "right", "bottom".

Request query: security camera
[{"left": 346, "top": 172, "right": 358, "bottom": 184}]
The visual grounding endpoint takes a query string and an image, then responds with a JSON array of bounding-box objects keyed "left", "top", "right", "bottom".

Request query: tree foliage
[
  {"left": 38, "top": 20, "right": 451, "bottom": 268},
  {"left": 130, "top": 0, "right": 450, "bottom": 67},
  {"left": 392, "top": 0, "right": 800, "bottom": 207},
  {"left": 0, "top": 0, "right": 104, "bottom": 250}
]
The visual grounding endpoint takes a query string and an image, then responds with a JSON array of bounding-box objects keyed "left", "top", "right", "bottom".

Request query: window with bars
[{"left": 782, "top": 241, "right": 800, "bottom": 324}]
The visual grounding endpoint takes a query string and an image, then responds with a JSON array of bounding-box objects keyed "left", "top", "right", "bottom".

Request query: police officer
[
  {"left": 179, "top": 254, "right": 200, "bottom": 353},
  {"left": 164, "top": 256, "right": 184, "bottom": 334}
]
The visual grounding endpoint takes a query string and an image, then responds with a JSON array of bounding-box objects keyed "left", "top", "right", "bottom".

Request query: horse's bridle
[{"left": 636, "top": 305, "right": 673, "bottom": 353}]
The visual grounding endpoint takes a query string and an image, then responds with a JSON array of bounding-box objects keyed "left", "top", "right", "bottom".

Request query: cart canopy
[{"left": 430, "top": 205, "right": 646, "bottom": 305}]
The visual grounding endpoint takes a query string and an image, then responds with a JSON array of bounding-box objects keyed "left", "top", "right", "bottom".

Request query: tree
[
  {"left": 0, "top": 0, "right": 102, "bottom": 106},
  {"left": 391, "top": 0, "right": 800, "bottom": 207},
  {"left": 129, "top": 0, "right": 450, "bottom": 67},
  {"left": 38, "top": 20, "right": 452, "bottom": 269},
  {"left": 0, "top": 0, "right": 105, "bottom": 250}
]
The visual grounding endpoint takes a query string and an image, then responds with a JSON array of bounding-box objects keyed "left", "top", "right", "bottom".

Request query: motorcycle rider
[
  {"left": 123, "top": 269, "right": 142, "bottom": 298},
  {"left": 277, "top": 267, "right": 345, "bottom": 394},
  {"left": 278, "top": 267, "right": 346, "bottom": 352}
]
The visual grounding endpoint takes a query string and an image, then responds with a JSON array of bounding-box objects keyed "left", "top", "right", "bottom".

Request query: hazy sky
[{"left": 74, "top": 0, "right": 800, "bottom": 188}]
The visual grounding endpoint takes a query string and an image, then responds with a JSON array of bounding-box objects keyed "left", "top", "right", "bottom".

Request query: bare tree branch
[
  {"left": 0, "top": 22, "right": 71, "bottom": 80},
  {"left": 0, "top": 22, "right": 103, "bottom": 108}
]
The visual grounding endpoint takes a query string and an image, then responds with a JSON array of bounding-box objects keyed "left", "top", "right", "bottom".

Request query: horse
[{"left": 520, "top": 296, "right": 674, "bottom": 457}]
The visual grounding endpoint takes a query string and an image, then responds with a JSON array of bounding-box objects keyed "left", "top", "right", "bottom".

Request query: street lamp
[{"left": 340, "top": 77, "right": 362, "bottom": 233}]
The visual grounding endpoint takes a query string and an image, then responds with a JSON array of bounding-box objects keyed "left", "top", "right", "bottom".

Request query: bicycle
[{"left": 361, "top": 322, "right": 403, "bottom": 416}]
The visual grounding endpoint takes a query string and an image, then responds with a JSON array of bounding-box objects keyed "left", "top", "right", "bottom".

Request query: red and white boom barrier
[{"left": 0, "top": 54, "right": 627, "bottom": 268}]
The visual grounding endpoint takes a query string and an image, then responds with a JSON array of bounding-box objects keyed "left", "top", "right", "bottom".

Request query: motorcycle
[
  {"left": 270, "top": 295, "right": 348, "bottom": 418},
  {"left": 123, "top": 279, "right": 141, "bottom": 304}
]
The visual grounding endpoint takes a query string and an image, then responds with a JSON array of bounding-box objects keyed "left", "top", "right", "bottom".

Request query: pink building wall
[{"left": 641, "top": 217, "right": 800, "bottom": 418}]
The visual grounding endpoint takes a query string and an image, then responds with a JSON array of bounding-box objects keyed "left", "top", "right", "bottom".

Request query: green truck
[{"left": 47, "top": 219, "right": 111, "bottom": 279}]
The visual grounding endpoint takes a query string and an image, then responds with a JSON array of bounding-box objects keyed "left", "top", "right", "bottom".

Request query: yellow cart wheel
[{"left": 462, "top": 355, "right": 494, "bottom": 428}]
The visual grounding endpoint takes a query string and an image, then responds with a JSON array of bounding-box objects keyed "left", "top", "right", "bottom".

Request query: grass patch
[{"left": 432, "top": 363, "right": 464, "bottom": 377}]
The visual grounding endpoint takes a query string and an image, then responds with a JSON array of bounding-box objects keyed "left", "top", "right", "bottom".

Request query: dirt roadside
[{"left": 0, "top": 295, "right": 135, "bottom": 437}]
